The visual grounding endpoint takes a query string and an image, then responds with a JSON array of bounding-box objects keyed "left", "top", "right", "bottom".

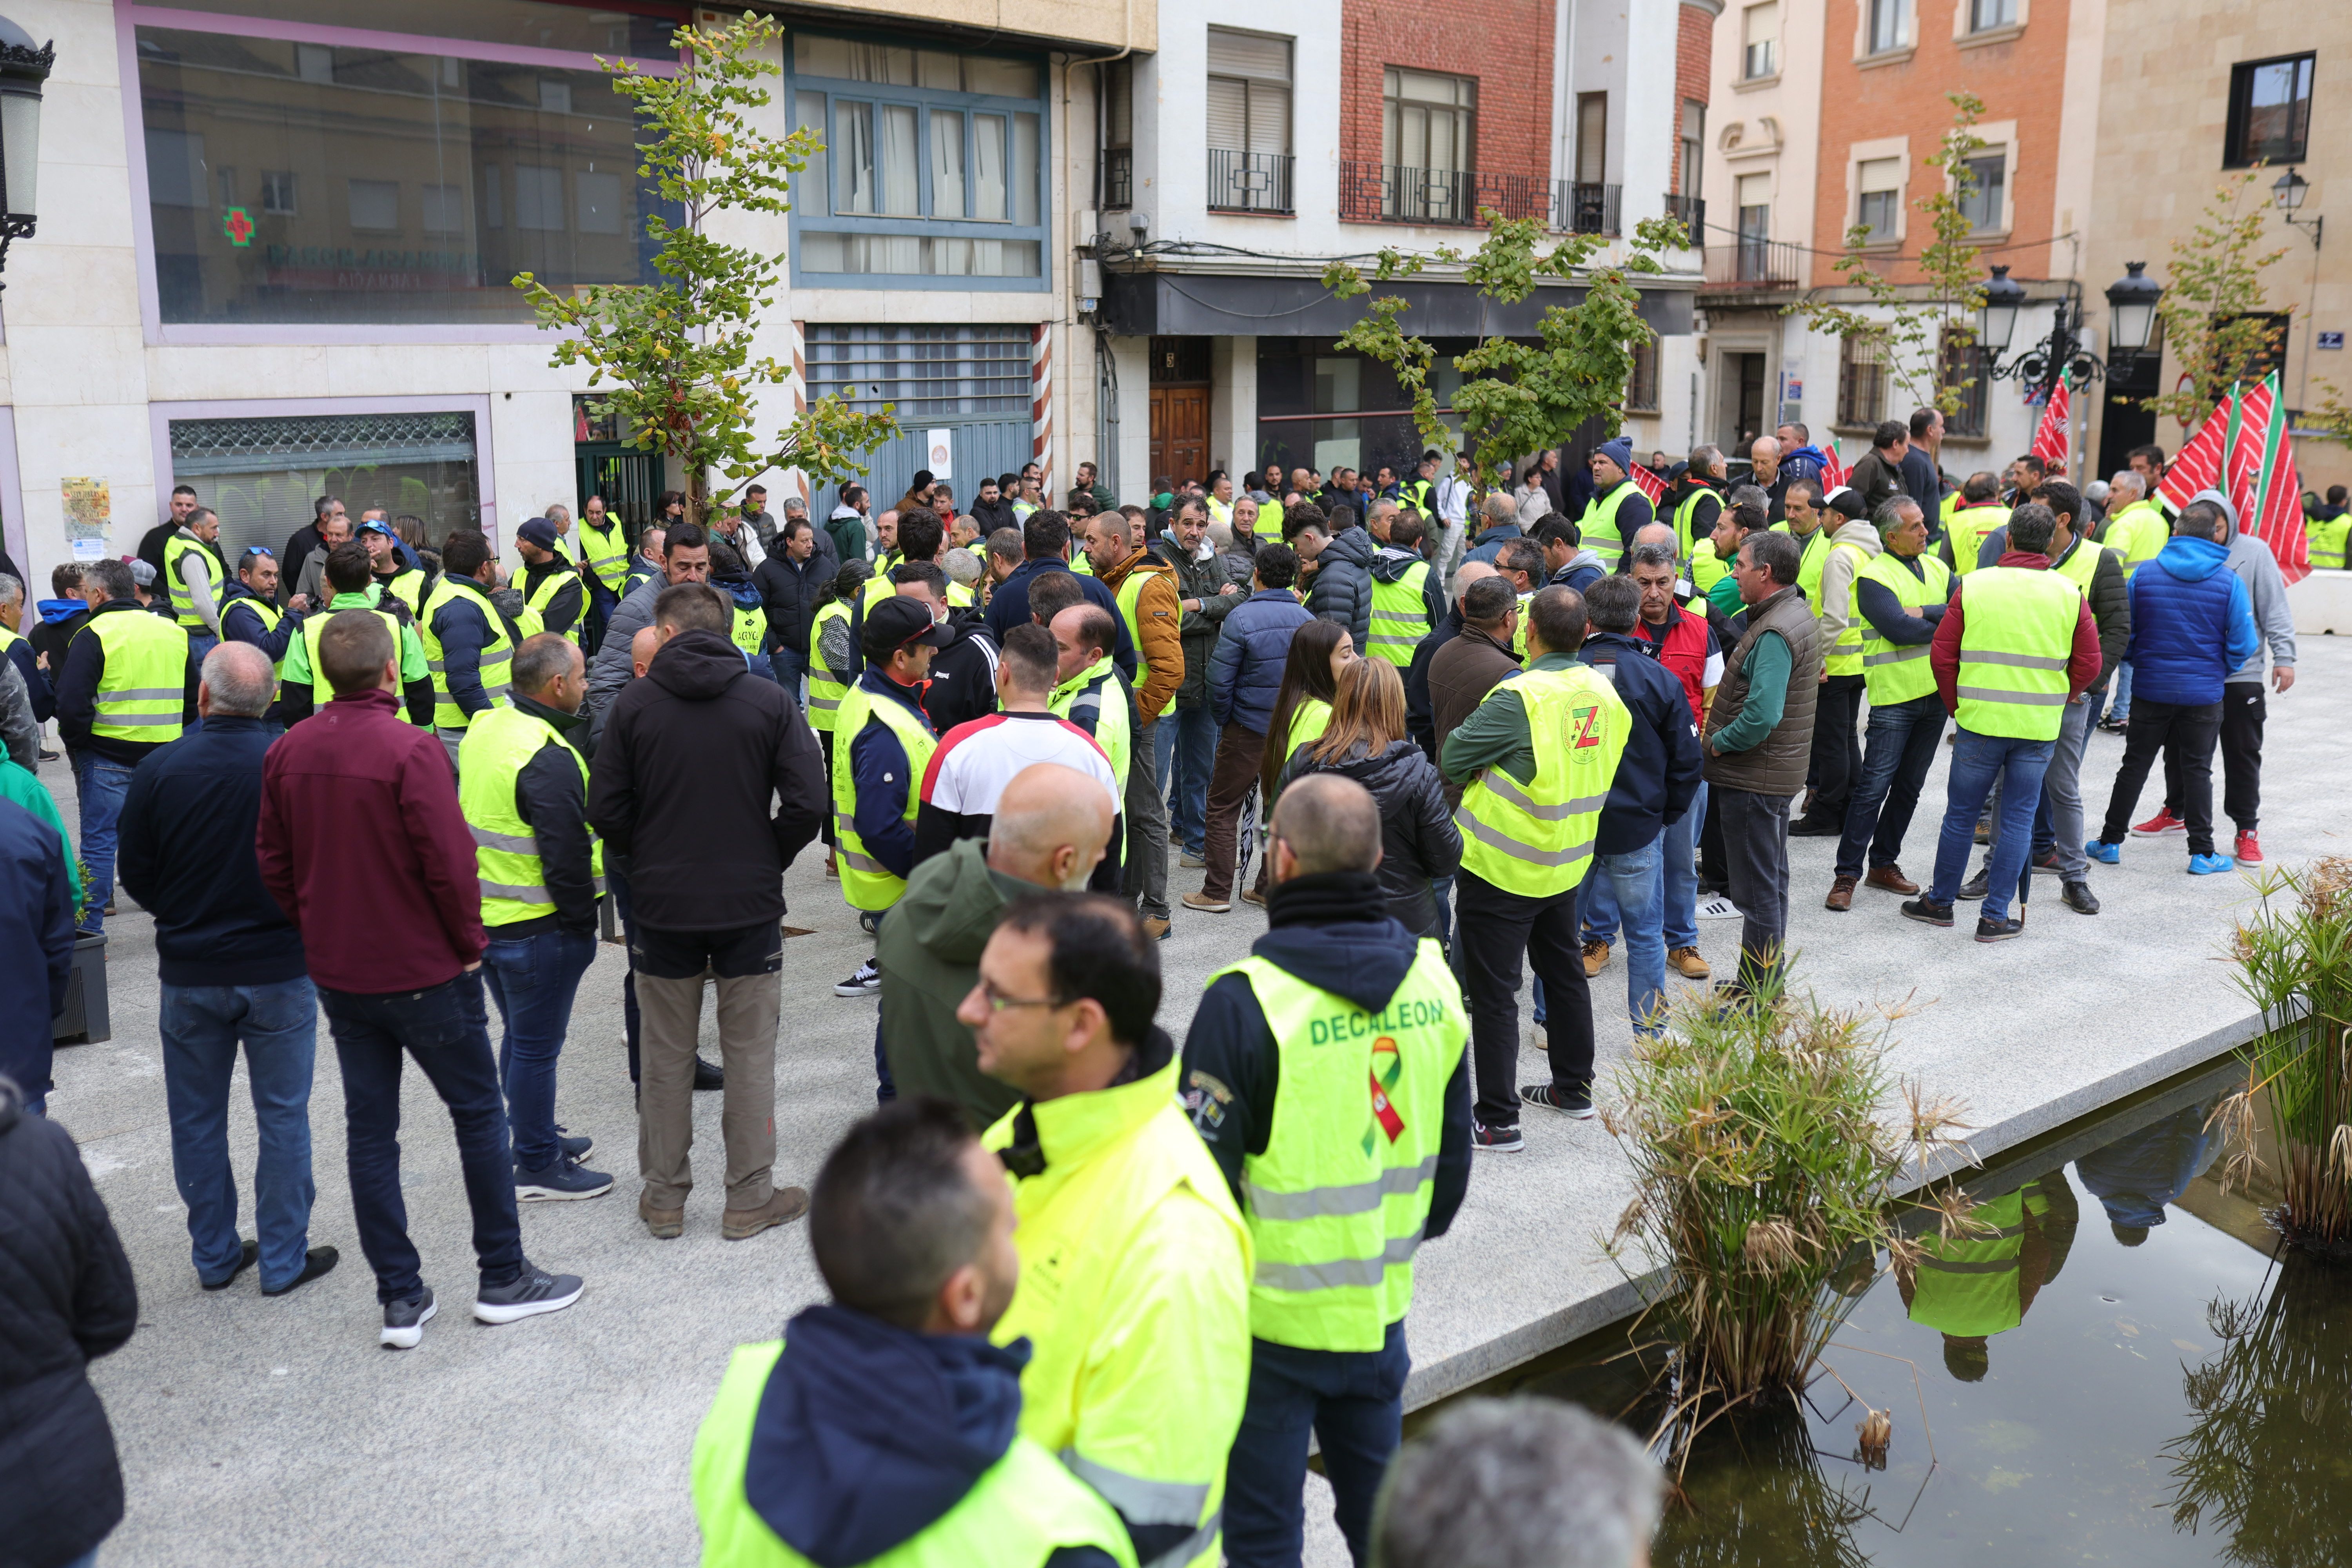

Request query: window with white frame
[
  {"left": 1681, "top": 103, "right": 1706, "bottom": 200},
  {"left": 1857, "top": 157, "right": 1904, "bottom": 243},
  {"left": 1969, "top": 0, "right": 2017, "bottom": 31},
  {"left": 1384, "top": 69, "right": 1478, "bottom": 174},
  {"left": 1867, "top": 0, "right": 1908, "bottom": 53},
  {"left": 1743, "top": 3, "right": 1779, "bottom": 78},
  {"left": 1958, "top": 149, "right": 2006, "bottom": 232},
  {"left": 789, "top": 36, "right": 1048, "bottom": 283},
  {"left": 132, "top": 0, "right": 680, "bottom": 327}
]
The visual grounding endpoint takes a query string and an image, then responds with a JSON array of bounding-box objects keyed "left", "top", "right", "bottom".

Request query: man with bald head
[
  {"left": 1181, "top": 772, "right": 1471, "bottom": 1564},
  {"left": 880, "top": 761, "right": 1117, "bottom": 1129}
]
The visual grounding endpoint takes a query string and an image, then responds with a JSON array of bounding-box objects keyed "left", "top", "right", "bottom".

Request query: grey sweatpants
[
  {"left": 2040, "top": 696, "right": 2094, "bottom": 878},
  {"left": 1122, "top": 737, "right": 1171, "bottom": 920},
  {"left": 1715, "top": 786, "right": 1791, "bottom": 992}
]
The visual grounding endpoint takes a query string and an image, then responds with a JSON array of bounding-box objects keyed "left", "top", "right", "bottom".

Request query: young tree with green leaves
[
  {"left": 2140, "top": 173, "right": 2290, "bottom": 428},
  {"left": 1320, "top": 212, "right": 1681, "bottom": 501},
  {"left": 1788, "top": 91, "right": 1991, "bottom": 420},
  {"left": 514, "top": 13, "right": 898, "bottom": 525}
]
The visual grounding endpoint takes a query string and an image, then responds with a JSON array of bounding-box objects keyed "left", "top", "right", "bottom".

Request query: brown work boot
[
  {"left": 1668, "top": 946, "right": 1710, "bottom": 980},
  {"left": 1865, "top": 864, "right": 1919, "bottom": 895},
  {"left": 824, "top": 850, "right": 838, "bottom": 879},
  {"left": 1142, "top": 916, "right": 1172, "bottom": 941},
  {"left": 722, "top": 1185, "right": 811, "bottom": 1241},
  {"left": 1582, "top": 938, "right": 1610, "bottom": 978},
  {"left": 639, "top": 1191, "right": 684, "bottom": 1241},
  {"left": 1824, "top": 874, "right": 1858, "bottom": 913}
]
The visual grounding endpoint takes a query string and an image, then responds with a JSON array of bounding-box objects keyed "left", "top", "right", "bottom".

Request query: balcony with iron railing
[
  {"left": 1662, "top": 194, "right": 1705, "bottom": 242},
  {"left": 1207, "top": 149, "right": 1294, "bottom": 214},
  {"left": 1702, "top": 237, "right": 1805, "bottom": 289},
  {"left": 1338, "top": 161, "right": 1550, "bottom": 227},
  {"left": 1553, "top": 181, "right": 1621, "bottom": 236}
]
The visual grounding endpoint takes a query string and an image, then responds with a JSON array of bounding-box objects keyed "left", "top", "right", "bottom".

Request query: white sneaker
[
  {"left": 834, "top": 960, "right": 881, "bottom": 997},
  {"left": 1695, "top": 895, "right": 1744, "bottom": 920}
]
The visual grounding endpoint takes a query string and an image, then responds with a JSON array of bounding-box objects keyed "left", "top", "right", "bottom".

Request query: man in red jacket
[{"left": 256, "top": 611, "right": 586, "bottom": 1349}]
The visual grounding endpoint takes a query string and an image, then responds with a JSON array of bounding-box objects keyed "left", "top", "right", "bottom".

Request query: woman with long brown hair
[
  {"left": 1278, "top": 658, "right": 1461, "bottom": 938},
  {"left": 1259, "top": 619, "right": 1356, "bottom": 803}
]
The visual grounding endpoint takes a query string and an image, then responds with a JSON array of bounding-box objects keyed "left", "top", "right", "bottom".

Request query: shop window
[{"left": 168, "top": 410, "right": 481, "bottom": 562}]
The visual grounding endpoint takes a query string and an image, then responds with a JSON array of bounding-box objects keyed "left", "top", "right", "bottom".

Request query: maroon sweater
[
  {"left": 1930, "top": 550, "right": 2103, "bottom": 716},
  {"left": 256, "top": 687, "right": 485, "bottom": 994}
]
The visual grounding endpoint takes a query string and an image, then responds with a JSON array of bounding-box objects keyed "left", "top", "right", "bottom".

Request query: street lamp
[
  {"left": 1979, "top": 264, "right": 2027, "bottom": 356},
  {"left": 1983, "top": 263, "right": 2163, "bottom": 401},
  {"left": 2272, "top": 166, "right": 2323, "bottom": 249},
  {"left": 2104, "top": 261, "right": 2162, "bottom": 355},
  {"left": 0, "top": 12, "right": 53, "bottom": 289}
]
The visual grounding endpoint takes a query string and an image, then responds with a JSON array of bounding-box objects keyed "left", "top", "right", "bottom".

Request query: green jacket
[
  {"left": 875, "top": 838, "right": 1044, "bottom": 1132},
  {"left": 0, "top": 760, "right": 78, "bottom": 903}
]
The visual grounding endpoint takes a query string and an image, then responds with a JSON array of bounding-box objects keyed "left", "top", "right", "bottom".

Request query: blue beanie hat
[{"left": 1598, "top": 437, "right": 1634, "bottom": 472}]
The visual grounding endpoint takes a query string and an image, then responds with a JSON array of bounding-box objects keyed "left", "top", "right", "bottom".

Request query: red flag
[
  {"left": 2225, "top": 373, "right": 2312, "bottom": 586},
  {"left": 2159, "top": 394, "right": 2233, "bottom": 513},
  {"left": 1818, "top": 441, "right": 1847, "bottom": 491},
  {"left": 1630, "top": 463, "right": 1666, "bottom": 505},
  {"left": 2029, "top": 382, "right": 2071, "bottom": 469}
]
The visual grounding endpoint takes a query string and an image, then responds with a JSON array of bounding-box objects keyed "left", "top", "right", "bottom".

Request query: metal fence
[
  {"left": 1553, "top": 181, "right": 1621, "bottom": 236},
  {"left": 1703, "top": 238, "right": 1804, "bottom": 287},
  {"left": 1207, "top": 149, "right": 1295, "bottom": 214},
  {"left": 1662, "top": 193, "right": 1706, "bottom": 241}
]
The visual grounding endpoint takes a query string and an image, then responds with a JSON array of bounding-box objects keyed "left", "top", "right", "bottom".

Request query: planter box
[{"left": 52, "top": 932, "right": 109, "bottom": 1045}]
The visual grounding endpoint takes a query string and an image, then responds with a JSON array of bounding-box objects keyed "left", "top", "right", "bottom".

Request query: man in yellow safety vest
[
  {"left": 959, "top": 891, "right": 1252, "bottom": 1568},
  {"left": 418, "top": 529, "right": 516, "bottom": 773},
  {"left": 515, "top": 517, "right": 586, "bottom": 643},
  {"left": 831, "top": 596, "right": 954, "bottom": 1004}
]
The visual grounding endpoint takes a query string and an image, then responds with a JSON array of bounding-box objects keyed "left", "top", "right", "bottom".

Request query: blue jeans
[
  {"left": 2108, "top": 659, "right": 2133, "bottom": 722},
  {"left": 73, "top": 754, "right": 138, "bottom": 934},
  {"left": 1584, "top": 839, "right": 1668, "bottom": 1035},
  {"left": 160, "top": 978, "right": 319, "bottom": 1291},
  {"left": 1929, "top": 728, "right": 2055, "bottom": 921},
  {"left": 1585, "top": 786, "right": 1704, "bottom": 951},
  {"left": 769, "top": 645, "right": 809, "bottom": 707},
  {"left": 1162, "top": 702, "right": 1218, "bottom": 855},
  {"left": 1224, "top": 1320, "right": 1410, "bottom": 1568},
  {"left": 318, "top": 971, "right": 523, "bottom": 1303},
  {"left": 481, "top": 927, "right": 598, "bottom": 1171},
  {"left": 1835, "top": 695, "right": 1947, "bottom": 880}
]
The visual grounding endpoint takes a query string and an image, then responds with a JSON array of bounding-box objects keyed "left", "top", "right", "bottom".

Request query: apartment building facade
[{"left": 1700, "top": 0, "right": 2102, "bottom": 483}]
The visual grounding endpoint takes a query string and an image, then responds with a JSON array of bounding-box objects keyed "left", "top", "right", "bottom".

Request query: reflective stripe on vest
[
  {"left": 1905, "top": 1189, "right": 2032, "bottom": 1338},
  {"left": 418, "top": 577, "right": 515, "bottom": 729},
  {"left": 575, "top": 519, "right": 631, "bottom": 593},
  {"left": 806, "top": 601, "right": 850, "bottom": 731},
  {"left": 1579, "top": 482, "right": 1641, "bottom": 568},
  {"left": 1051, "top": 659, "right": 1131, "bottom": 783},
  {"left": 2106, "top": 501, "right": 2168, "bottom": 578},
  {"left": 302, "top": 605, "right": 420, "bottom": 722},
  {"left": 692, "top": 1340, "right": 1141, "bottom": 1568},
  {"left": 1212, "top": 945, "right": 1467, "bottom": 1351},
  {"left": 163, "top": 533, "right": 225, "bottom": 629},
  {"left": 1857, "top": 552, "right": 1952, "bottom": 706},
  {"left": 1113, "top": 568, "right": 1178, "bottom": 717},
  {"left": 1953, "top": 566, "right": 2078, "bottom": 740},
  {"left": 524, "top": 565, "right": 578, "bottom": 642},
  {"left": 1366, "top": 560, "right": 1431, "bottom": 666},
  {"left": 456, "top": 702, "right": 606, "bottom": 926},
  {"left": 85, "top": 609, "right": 190, "bottom": 740},
  {"left": 1452, "top": 664, "right": 1628, "bottom": 895},
  {"left": 831, "top": 679, "right": 938, "bottom": 911}
]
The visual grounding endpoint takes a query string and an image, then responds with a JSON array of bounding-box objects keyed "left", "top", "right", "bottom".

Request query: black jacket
[
  {"left": 53, "top": 598, "right": 201, "bottom": 768},
  {"left": 919, "top": 609, "right": 1000, "bottom": 737},
  {"left": 0, "top": 1080, "right": 138, "bottom": 1568},
  {"left": 967, "top": 495, "right": 1019, "bottom": 536},
  {"left": 1278, "top": 737, "right": 1461, "bottom": 937},
  {"left": 1578, "top": 631, "right": 1704, "bottom": 855},
  {"left": 1304, "top": 524, "right": 1374, "bottom": 649},
  {"left": 589, "top": 629, "right": 824, "bottom": 931},
  {"left": 1404, "top": 597, "right": 1468, "bottom": 760},
  {"left": 495, "top": 694, "right": 599, "bottom": 938},
  {"left": 521, "top": 558, "right": 585, "bottom": 640},
  {"left": 279, "top": 521, "right": 325, "bottom": 607},
  {"left": 3, "top": 632, "right": 49, "bottom": 726},
  {"left": 754, "top": 550, "right": 831, "bottom": 664},
  {"left": 116, "top": 715, "right": 307, "bottom": 988},
  {"left": 1180, "top": 870, "right": 1471, "bottom": 1234},
  {"left": 979, "top": 560, "right": 1137, "bottom": 681}
]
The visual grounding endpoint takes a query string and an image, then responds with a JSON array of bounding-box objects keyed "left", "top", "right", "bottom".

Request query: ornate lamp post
[
  {"left": 1979, "top": 262, "right": 2163, "bottom": 399},
  {"left": 0, "top": 13, "right": 53, "bottom": 288}
]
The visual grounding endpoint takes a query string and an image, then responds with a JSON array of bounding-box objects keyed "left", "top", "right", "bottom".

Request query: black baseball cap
[{"left": 861, "top": 595, "right": 956, "bottom": 660}]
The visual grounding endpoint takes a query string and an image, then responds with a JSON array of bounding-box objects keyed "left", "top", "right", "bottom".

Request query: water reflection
[
  {"left": 1898, "top": 1174, "right": 2078, "bottom": 1382},
  {"left": 2077, "top": 1102, "right": 2220, "bottom": 1248}
]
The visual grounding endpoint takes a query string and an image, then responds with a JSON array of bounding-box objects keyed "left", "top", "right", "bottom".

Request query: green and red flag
[{"left": 2221, "top": 373, "right": 2312, "bottom": 585}]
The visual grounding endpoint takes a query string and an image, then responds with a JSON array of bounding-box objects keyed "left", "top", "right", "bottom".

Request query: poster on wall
[
  {"left": 925, "top": 430, "right": 953, "bottom": 483},
  {"left": 63, "top": 477, "right": 111, "bottom": 560}
]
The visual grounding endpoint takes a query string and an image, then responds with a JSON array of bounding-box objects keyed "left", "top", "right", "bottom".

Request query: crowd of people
[{"left": 0, "top": 415, "right": 2307, "bottom": 1568}]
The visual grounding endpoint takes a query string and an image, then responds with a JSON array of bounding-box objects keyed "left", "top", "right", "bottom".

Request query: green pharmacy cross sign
[{"left": 220, "top": 207, "right": 254, "bottom": 247}]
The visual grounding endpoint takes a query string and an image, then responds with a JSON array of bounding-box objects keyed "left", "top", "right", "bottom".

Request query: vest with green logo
[
  {"left": 723, "top": 591, "right": 765, "bottom": 660},
  {"left": 1811, "top": 539, "right": 1873, "bottom": 678},
  {"left": 1945, "top": 505, "right": 2011, "bottom": 578},
  {"left": 1954, "top": 566, "right": 2078, "bottom": 740},
  {"left": 524, "top": 564, "right": 578, "bottom": 642},
  {"left": 575, "top": 516, "right": 631, "bottom": 594},
  {"left": 1210, "top": 944, "right": 1467, "bottom": 1352},
  {"left": 418, "top": 577, "right": 515, "bottom": 729},
  {"left": 806, "top": 601, "right": 850, "bottom": 732},
  {"left": 457, "top": 702, "right": 605, "bottom": 927},
  {"left": 1579, "top": 482, "right": 1642, "bottom": 568},
  {"left": 1452, "top": 664, "right": 1628, "bottom": 896},
  {"left": 84, "top": 608, "right": 189, "bottom": 744},
  {"left": 831, "top": 680, "right": 938, "bottom": 911},
  {"left": 1857, "top": 553, "right": 1951, "bottom": 706},
  {"left": 1051, "top": 658, "right": 1131, "bottom": 785},
  {"left": 1112, "top": 566, "right": 1179, "bottom": 717},
  {"left": 163, "top": 532, "right": 225, "bottom": 630},
  {"left": 1366, "top": 561, "right": 1432, "bottom": 666}
]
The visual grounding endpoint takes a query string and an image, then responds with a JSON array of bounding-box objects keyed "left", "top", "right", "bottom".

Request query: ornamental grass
[
  {"left": 2212, "top": 857, "right": 2352, "bottom": 1252},
  {"left": 1601, "top": 973, "right": 1975, "bottom": 1456}
]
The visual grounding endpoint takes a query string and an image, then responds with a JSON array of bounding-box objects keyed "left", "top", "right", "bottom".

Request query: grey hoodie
[
  {"left": 2191, "top": 488, "right": 2296, "bottom": 683},
  {"left": 1813, "top": 517, "right": 1884, "bottom": 656}
]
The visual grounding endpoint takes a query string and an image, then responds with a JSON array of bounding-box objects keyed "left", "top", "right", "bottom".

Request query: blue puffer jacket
[
  {"left": 2124, "top": 534, "right": 2259, "bottom": 706},
  {"left": 1209, "top": 588, "right": 1314, "bottom": 734}
]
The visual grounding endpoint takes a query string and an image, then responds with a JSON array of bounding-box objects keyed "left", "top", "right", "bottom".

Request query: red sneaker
[
  {"left": 2131, "top": 808, "right": 2187, "bottom": 838},
  {"left": 2235, "top": 830, "right": 2263, "bottom": 865}
]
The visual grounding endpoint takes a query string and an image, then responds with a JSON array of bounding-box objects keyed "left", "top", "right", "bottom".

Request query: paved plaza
[{"left": 44, "top": 639, "right": 2348, "bottom": 1566}]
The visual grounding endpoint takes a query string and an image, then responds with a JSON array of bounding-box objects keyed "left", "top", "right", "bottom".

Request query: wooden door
[{"left": 1151, "top": 385, "right": 1210, "bottom": 488}]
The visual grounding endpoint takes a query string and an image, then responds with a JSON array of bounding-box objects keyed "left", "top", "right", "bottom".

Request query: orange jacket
[{"left": 1097, "top": 548, "right": 1185, "bottom": 722}]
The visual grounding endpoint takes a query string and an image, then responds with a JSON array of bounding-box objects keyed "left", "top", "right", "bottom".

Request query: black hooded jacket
[
  {"left": 918, "top": 607, "right": 1002, "bottom": 736},
  {"left": 1179, "top": 870, "right": 1472, "bottom": 1231},
  {"left": 588, "top": 628, "right": 824, "bottom": 929},
  {"left": 1276, "top": 738, "right": 1462, "bottom": 937}
]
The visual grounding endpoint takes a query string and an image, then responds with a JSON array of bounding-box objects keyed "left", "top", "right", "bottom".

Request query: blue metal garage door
[{"left": 806, "top": 323, "right": 1035, "bottom": 508}]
